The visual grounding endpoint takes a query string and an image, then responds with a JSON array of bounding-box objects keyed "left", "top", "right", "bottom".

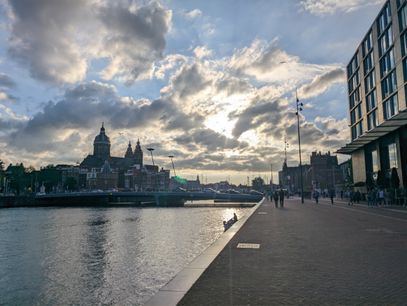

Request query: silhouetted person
[
  {"left": 329, "top": 189, "right": 335, "bottom": 205},
  {"left": 233, "top": 213, "right": 238, "bottom": 222},
  {"left": 273, "top": 191, "right": 279, "bottom": 208},
  {"left": 313, "top": 190, "right": 319, "bottom": 204},
  {"left": 279, "top": 189, "right": 285, "bottom": 208}
]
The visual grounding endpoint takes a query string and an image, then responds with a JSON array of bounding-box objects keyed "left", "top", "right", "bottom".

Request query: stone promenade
[{"left": 178, "top": 198, "right": 407, "bottom": 305}]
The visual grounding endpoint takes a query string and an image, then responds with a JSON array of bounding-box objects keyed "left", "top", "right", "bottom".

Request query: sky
[{"left": 0, "top": 0, "right": 385, "bottom": 184}]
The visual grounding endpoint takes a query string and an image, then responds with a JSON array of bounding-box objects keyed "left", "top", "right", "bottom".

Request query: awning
[{"left": 337, "top": 108, "right": 407, "bottom": 154}]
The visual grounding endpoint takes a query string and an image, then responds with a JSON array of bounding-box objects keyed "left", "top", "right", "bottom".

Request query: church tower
[
  {"left": 93, "top": 123, "right": 111, "bottom": 160},
  {"left": 134, "top": 139, "right": 143, "bottom": 166},
  {"left": 124, "top": 141, "right": 133, "bottom": 158}
]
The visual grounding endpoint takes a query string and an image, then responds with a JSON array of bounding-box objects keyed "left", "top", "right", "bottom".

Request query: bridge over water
[{"left": 0, "top": 191, "right": 263, "bottom": 208}]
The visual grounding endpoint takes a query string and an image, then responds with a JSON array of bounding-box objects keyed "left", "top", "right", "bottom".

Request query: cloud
[
  {"left": 6, "top": 0, "right": 172, "bottom": 84},
  {"left": 300, "top": 0, "right": 383, "bottom": 15},
  {"left": 298, "top": 67, "right": 345, "bottom": 99},
  {"left": 184, "top": 9, "right": 202, "bottom": 20},
  {"left": 6, "top": 81, "right": 201, "bottom": 154},
  {"left": 228, "top": 39, "right": 338, "bottom": 85}
]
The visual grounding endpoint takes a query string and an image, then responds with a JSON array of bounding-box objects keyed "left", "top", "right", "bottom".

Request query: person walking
[
  {"left": 312, "top": 189, "right": 319, "bottom": 204},
  {"left": 329, "top": 188, "right": 335, "bottom": 205},
  {"left": 279, "top": 188, "right": 285, "bottom": 208},
  {"left": 348, "top": 190, "right": 354, "bottom": 206},
  {"left": 273, "top": 190, "right": 279, "bottom": 208}
]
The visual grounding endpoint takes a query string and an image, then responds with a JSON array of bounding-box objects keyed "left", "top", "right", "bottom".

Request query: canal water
[{"left": 0, "top": 205, "right": 248, "bottom": 305}]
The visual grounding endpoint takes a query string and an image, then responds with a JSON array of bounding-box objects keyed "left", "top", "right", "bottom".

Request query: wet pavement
[{"left": 178, "top": 197, "right": 407, "bottom": 305}]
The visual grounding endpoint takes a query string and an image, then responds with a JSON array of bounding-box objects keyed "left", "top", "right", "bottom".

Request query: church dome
[{"left": 94, "top": 123, "right": 110, "bottom": 144}]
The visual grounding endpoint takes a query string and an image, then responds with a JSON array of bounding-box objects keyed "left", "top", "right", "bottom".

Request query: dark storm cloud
[{"left": 6, "top": 0, "right": 171, "bottom": 84}]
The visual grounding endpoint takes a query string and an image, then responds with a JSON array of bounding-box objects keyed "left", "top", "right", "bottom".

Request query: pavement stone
[{"left": 178, "top": 198, "right": 407, "bottom": 305}]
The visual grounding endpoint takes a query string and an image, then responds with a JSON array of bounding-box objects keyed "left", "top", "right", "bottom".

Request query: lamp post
[
  {"left": 168, "top": 155, "right": 176, "bottom": 176},
  {"left": 147, "top": 147, "right": 155, "bottom": 166},
  {"left": 295, "top": 91, "right": 304, "bottom": 204}
]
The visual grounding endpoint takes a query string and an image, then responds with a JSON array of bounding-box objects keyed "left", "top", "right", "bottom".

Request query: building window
[
  {"left": 349, "top": 87, "right": 360, "bottom": 109},
  {"left": 367, "top": 110, "right": 378, "bottom": 130},
  {"left": 378, "top": 26, "right": 393, "bottom": 57},
  {"left": 372, "top": 150, "right": 379, "bottom": 173},
  {"left": 347, "top": 54, "right": 359, "bottom": 77},
  {"left": 362, "top": 31, "right": 373, "bottom": 57},
  {"left": 388, "top": 143, "right": 398, "bottom": 168},
  {"left": 365, "top": 69, "right": 375, "bottom": 93},
  {"left": 351, "top": 120, "right": 364, "bottom": 140},
  {"left": 366, "top": 89, "right": 376, "bottom": 111},
  {"left": 378, "top": 2, "right": 391, "bottom": 35},
  {"left": 380, "top": 48, "right": 395, "bottom": 78},
  {"left": 364, "top": 51, "right": 374, "bottom": 75},
  {"left": 383, "top": 94, "right": 399, "bottom": 119},
  {"left": 349, "top": 70, "right": 360, "bottom": 92},
  {"left": 400, "top": 3, "right": 407, "bottom": 31},
  {"left": 401, "top": 32, "right": 407, "bottom": 57},
  {"left": 350, "top": 109, "right": 356, "bottom": 125},
  {"left": 403, "top": 58, "right": 407, "bottom": 82},
  {"left": 381, "top": 70, "right": 397, "bottom": 99}
]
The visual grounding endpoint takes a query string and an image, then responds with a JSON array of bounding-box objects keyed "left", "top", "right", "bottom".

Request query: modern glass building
[{"left": 338, "top": 0, "right": 407, "bottom": 188}]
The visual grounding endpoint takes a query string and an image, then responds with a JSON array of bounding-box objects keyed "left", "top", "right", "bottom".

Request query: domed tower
[
  {"left": 124, "top": 141, "right": 133, "bottom": 158},
  {"left": 93, "top": 123, "right": 111, "bottom": 160},
  {"left": 134, "top": 139, "right": 143, "bottom": 166}
]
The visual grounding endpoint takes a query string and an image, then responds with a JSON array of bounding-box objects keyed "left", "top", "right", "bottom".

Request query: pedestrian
[
  {"left": 378, "top": 189, "right": 384, "bottom": 206},
  {"left": 233, "top": 213, "right": 238, "bottom": 222},
  {"left": 329, "top": 188, "right": 335, "bottom": 205},
  {"left": 279, "top": 188, "right": 285, "bottom": 208},
  {"left": 355, "top": 190, "right": 361, "bottom": 204},
  {"left": 340, "top": 190, "right": 344, "bottom": 200},
  {"left": 313, "top": 190, "right": 319, "bottom": 204},
  {"left": 348, "top": 190, "right": 354, "bottom": 206},
  {"left": 273, "top": 190, "right": 279, "bottom": 208},
  {"left": 367, "top": 189, "right": 372, "bottom": 207}
]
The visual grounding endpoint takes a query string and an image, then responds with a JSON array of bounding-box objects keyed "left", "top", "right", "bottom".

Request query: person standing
[
  {"left": 279, "top": 188, "right": 285, "bottom": 208},
  {"left": 273, "top": 191, "right": 279, "bottom": 208}
]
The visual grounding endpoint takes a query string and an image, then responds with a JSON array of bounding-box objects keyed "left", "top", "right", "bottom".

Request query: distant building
[
  {"left": 278, "top": 161, "right": 311, "bottom": 194},
  {"left": 80, "top": 123, "right": 169, "bottom": 190},
  {"left": 310, "top": 151, "right": 343, "bottom": 191},
  {"left": 80, "top": 123, "right": 143, "bottom": 172},
  {"left": 338, "top": 0, "right": 407, "bottom": 189},
  {"left": 87, "top": 160, "right": 118, "bottom": 190}
]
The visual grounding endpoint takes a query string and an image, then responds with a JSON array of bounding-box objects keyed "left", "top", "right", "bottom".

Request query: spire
[
  {"left": 125, "top": 140, "right": 133, "bottom": 158},
  {"left": 101, "top": 122, "right": 105, "bottom": 133}
]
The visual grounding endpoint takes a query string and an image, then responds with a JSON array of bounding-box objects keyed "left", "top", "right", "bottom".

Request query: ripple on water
[{"left": 0, "top": 206, "right": 248, "bottom": 305}]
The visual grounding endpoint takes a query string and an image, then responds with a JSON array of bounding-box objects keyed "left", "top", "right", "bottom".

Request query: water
[{"left": 0, "top": 206, "right": 248, "bottom": 305}]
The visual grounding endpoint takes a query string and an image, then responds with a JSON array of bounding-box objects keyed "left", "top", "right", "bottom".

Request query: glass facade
[
  {"left": 368, "top": 110, "right": 378, "bottom": 130},
  {"left": 366, "top": 90, "right": 376, "bottom": 111},
  {"left": 365, "top": 69, "right": 375, "bottom": 93}
]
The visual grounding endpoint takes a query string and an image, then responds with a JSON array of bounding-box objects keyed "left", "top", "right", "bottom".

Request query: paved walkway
[{"left": 178, "top": 198, "right": 407, "bottom": 305}]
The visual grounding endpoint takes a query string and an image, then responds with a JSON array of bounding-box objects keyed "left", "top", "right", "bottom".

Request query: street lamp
[
  {"left": 168, "top": 155, "right": 176, "bottom": 176},
  {"left": 295, "top": 91, "right": 304, "bottom": 204},
  {"left": 147, "top": 147, "right": 155, "bottom": 166}
]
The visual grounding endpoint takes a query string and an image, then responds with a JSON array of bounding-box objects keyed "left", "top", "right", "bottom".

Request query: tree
[
  {"left": 64, "top": 177, "right": 78, "bottom": 191},
  {"left": 376, "top": 170, "right": 386, "bottom": 189},
  {"left": 252, "top": 177, "right": 265, "bottom": 191}
]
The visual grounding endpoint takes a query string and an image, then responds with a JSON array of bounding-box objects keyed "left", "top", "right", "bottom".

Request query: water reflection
[{"left": 0, "top": 206, "right": 248, "bottom": 305}]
